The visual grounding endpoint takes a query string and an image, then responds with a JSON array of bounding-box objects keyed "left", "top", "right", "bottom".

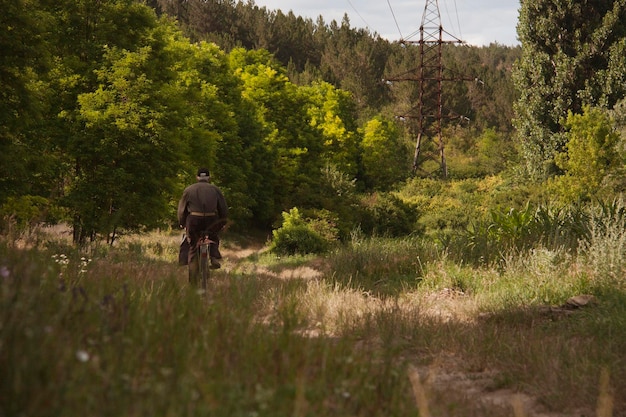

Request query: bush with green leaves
[
  {"left": 358, "top": 192, "right": 420, "bottom": 237},
  {"left": 269, "top": 208, "right": 337, "bottom": 255},
  {"left": 0, "top": 195, "right": 64, "bottom": 240},
  {"left": 456, "top": 198, "right": 626, "bottom": 266},
  {"left": 549, "top": 106, "right": 622, "bottom": 203}
]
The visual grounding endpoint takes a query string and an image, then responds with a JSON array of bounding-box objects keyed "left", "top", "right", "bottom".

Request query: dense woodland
[{"left": 2, "top": 0, "right": 626, "bottom": 250}]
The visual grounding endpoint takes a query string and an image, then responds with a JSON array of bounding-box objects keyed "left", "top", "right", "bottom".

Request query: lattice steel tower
[{"left": 387, "top": 0, "right": 472, "bottom": 177}]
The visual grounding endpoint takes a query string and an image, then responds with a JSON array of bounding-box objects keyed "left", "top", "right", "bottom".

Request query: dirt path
[{"left": 221, "top": 239, "right": 594, "bottom": 417}]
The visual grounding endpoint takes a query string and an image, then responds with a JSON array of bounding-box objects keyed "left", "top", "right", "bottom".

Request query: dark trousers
[{"left": 185, "top": 215, "right": 223, "bottom": 283}]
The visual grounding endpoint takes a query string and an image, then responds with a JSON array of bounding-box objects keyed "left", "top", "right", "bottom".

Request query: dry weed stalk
[
  {"left": 511, "top": 394, "right": 527, "bottom": 417},
  {"left": 597, "top": 367, "right": 614, "bottom": 417},
  {"left": 407, "top": 364, "right": 433, "bottom": 417}
]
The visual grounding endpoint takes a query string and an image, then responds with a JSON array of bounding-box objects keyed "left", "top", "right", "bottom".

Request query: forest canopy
[{"left": 2, "top": 0, "right": 625, "bottom": 248}]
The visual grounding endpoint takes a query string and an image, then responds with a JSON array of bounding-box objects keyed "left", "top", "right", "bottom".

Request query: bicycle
[{"left": 196, "top": 231, "right": 216, "bottom": 290}]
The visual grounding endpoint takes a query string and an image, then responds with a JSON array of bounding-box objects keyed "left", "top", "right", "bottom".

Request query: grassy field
[{"left": 1, "top": 227, "right": 624, "bottom": 417}]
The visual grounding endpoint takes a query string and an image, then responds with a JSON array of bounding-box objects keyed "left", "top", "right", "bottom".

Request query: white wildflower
[{"left": 76, "top": 350, "right": 90, "bottom": 362}]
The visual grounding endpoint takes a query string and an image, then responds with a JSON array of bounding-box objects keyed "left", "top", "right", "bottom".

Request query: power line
[
  {"left": 441, "top": 0, "right": 463, "bottom": 40},
  {"left": 346, "top": 0, "right": 372, "bottom": 31},
  {"left": 445, "top": 0, "right": 463, "bottom": 40},
  {"left": 386, "top": 0, "right": 404, "bottom": 39},
  {"left": 453, "top": 0, "right": 463, "bottom": 40}
]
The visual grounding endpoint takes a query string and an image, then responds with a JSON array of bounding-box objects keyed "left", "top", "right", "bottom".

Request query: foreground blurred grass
[
  {"left": 1, "top": 234, "right": 416, "bottom": 417},
  {"left": 1, "top": 229, "right": 625, "bottom": 416}
]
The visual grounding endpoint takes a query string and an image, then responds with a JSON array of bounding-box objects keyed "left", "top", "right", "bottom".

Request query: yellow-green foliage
[
  {"left": 444, "top": 127, "right": 516, "bottom": 179},
  {"left": 397, "top": 177, "right": 504, "bottom": 239},
  {"left": 269, "top": 207, "right": 337, "bottom": 255},
  {"left": 550, "top": 106, "right": 621, "bottom": 203},
  {"left": 360, "top": 116, "right": 409, "bottom": 190}
]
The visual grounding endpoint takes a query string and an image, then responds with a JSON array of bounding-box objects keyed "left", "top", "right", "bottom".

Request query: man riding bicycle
[{"left": 177, "top": 168, "right": 228, "bottom": 282}]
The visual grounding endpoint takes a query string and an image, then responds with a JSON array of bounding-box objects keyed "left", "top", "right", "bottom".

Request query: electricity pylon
[{"left": 386, "top": 0, "right": 474, "bottom": 178}]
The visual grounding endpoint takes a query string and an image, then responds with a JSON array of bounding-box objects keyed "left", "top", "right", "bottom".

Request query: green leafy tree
[
  {"left": 230, "top": 48, "right": 323, "bottom": 217},
  {"left": 360, "top": 116, "right": 410, "bottom": 190},
  {"left": 475, "top": 128, "right": 516, "bottom": 175},
  {"left": 74, "top": 20, "right": 266, "bottom": 241},
  {"left": 303, "top": 81, "right": 359, "bottom": 177},
  {"left": 0, "top": 0, "right": 54, "bottom": 203},
  {"left": 31, "top": 0, "right": 168, "bottom": 243},
  {"left": 73, "top": 26, "right": 192, "bottom": 242},
  {"left": 514, "top": 0, "right": 626, "bottom": 180},
  {"left": 178, "top": 41, "right": 260, "bottom": 228},
  {"left": 317, "top": 163, "right": 360, "bottom": 239}
]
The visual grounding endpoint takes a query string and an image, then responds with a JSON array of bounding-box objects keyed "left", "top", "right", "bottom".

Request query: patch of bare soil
[
  {"left": 221, "top": 235, "right": 267, "bottom": 260},
  {"left": 221, "top": 238, "right": 324, "bottom": 280},
  {"left": 409, "top": 360, "right": 591, "bottom": 417},
  {"left": 403, "top": 291, "right": 595, "bottom": 416}
]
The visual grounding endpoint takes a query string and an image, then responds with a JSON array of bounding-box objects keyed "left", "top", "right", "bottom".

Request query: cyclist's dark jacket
[{"left": 177, "top": 179, "right": 228, "bottom": 227}]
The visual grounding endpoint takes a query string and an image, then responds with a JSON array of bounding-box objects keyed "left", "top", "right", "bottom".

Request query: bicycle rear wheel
[{"left": 199, "top": 241, "right": 209, "bottom": 290}]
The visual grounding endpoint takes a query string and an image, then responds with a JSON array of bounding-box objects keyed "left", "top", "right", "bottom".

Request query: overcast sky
[{"left": 252, "top": 0, "right": 521, "bottom": 47}]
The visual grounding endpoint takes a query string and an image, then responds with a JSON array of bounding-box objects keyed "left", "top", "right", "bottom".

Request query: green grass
[
  {"left": 1, "top": 239, "right": 417, "bottom": 417},
  {"left": 1, "top": 228, "right": 624, "bottom": 416}
]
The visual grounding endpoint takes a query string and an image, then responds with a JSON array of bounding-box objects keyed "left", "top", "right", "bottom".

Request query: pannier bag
[{"left": 179, "top": 234, "right": 190, "bottom": 266}]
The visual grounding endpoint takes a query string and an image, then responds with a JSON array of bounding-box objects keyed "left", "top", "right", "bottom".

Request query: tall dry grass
[{"left": 1, "top": 221, "right": 624, "bottom": 416}]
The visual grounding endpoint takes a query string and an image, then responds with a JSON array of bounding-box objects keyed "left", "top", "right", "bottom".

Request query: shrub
[
  {"left": 0, "top": 195, "right": 64, "bottom": 243},
  {"left": 458, "top": 202, "right": 590, "bottom": 266},
  {"left": 0, "top": 195, "right": 60, "bottom": 231},
  {"left": 359, "top": 192, "right": 420, "bottom": 237},
  {"left": 580, "top": 199, "right": 626, "bottom": 289},
  {"left": 269, "top": 208, "right": 336, "bottom": 255},
  {"left": 550, "top": 106, "right": 621, "bottom": 203}
]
